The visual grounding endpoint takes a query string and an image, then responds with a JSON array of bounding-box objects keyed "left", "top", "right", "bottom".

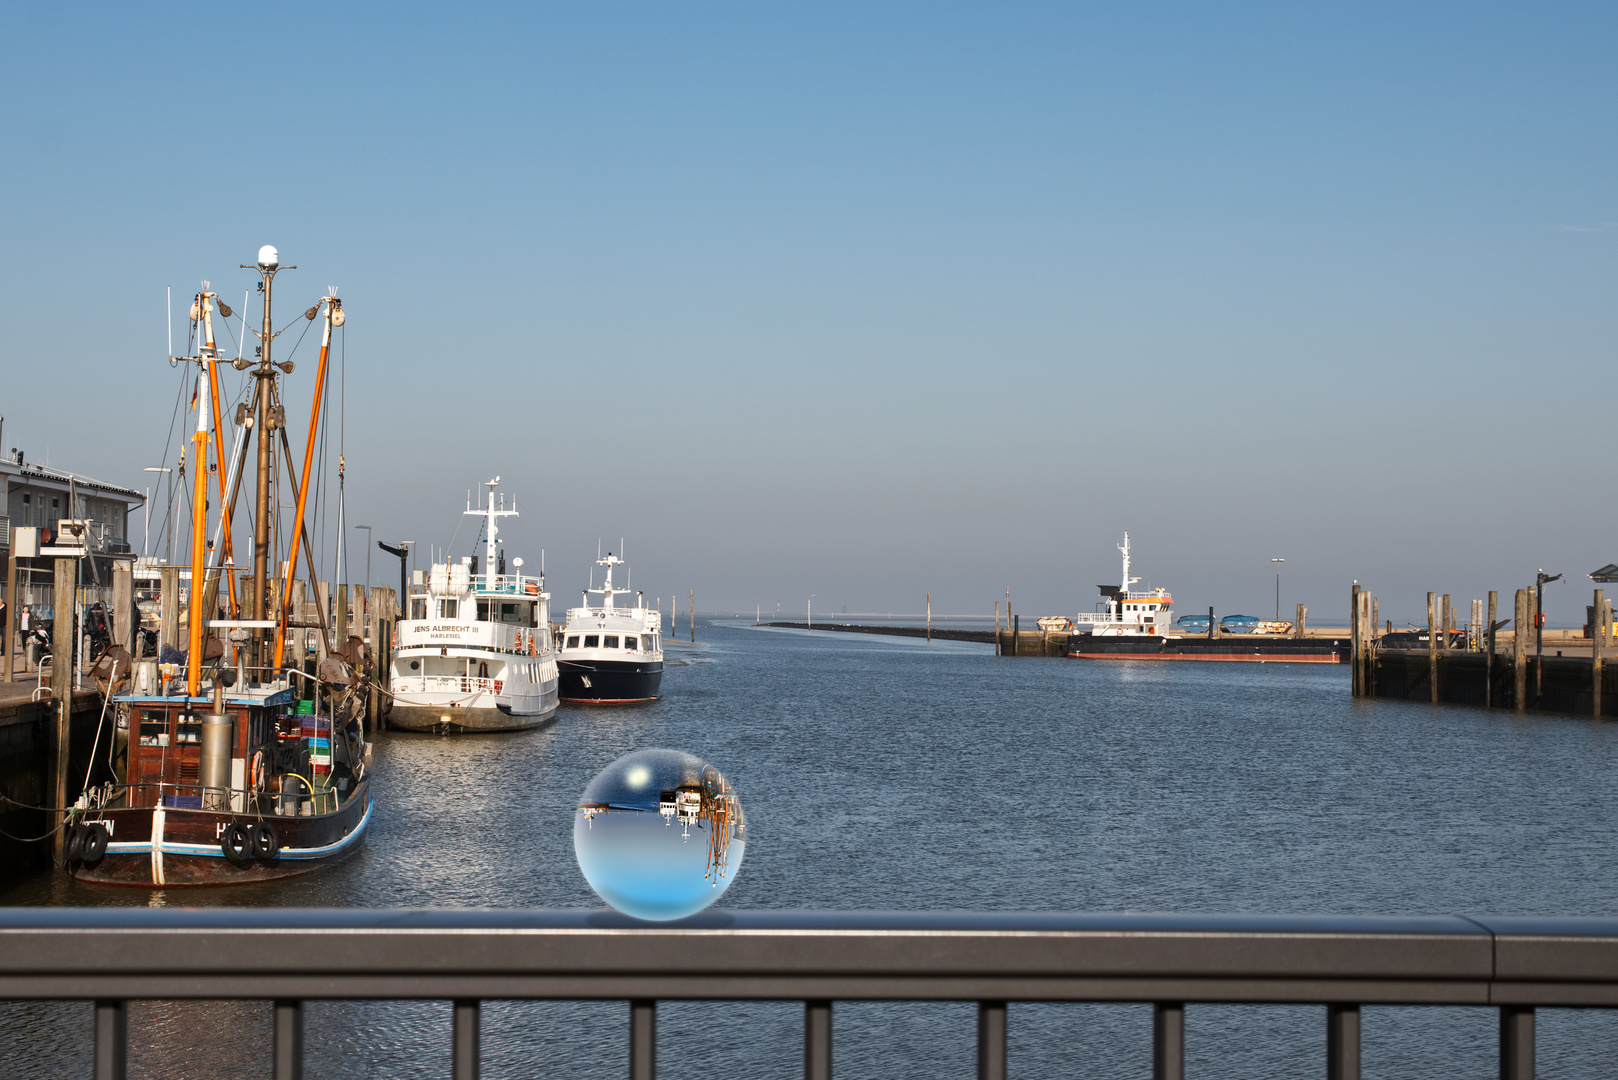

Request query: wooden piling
[
  {"left": 1485, "top": 591, "right": 1497, "bottom": 707},
  {"left": 994, "top": 601, "right": 1001, "bottom": 656},
  {"left": 111, "top": 566, "right": 132, "bottom": 652},
  {"left": 1367, "top": 594, "right": 1377, "bottom": 696},
  {"left": 1595, "top": 588, "right": 1605, "bottom": 718},
  {"left": 1513, "top": 589, "right": 1529, "bottom": 711},
  {"left": 51, "top": 557, "right": 74, "bottom": 864},
  {"left": 3, "top": 553, "right": 15, "bottom": 681},
  {"left": 1440, "top": 595, "right": 1451, "bottom": 653},
  {"left": 1350, "top": 584, "right": 1361, "bottom": 696},
  {"left": 689, "top": 588, "right": 694, "bottom": 643},
  {"left": 158, "top": 566, "right": 181, "bottom": 655},
  {"left": 1427, "top": 592, "right": 1437, "bottom": 704},
  {"left": 926, "top": 593, "right": 931, "bottom": 643},
  {"left": 1295, "top": 603, "right": 1307, "bottom": 639}
]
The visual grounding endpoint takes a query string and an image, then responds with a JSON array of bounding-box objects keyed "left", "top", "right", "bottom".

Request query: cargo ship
[{"left": 1066, "top": 534, "right": 1348, "bottom": 663}]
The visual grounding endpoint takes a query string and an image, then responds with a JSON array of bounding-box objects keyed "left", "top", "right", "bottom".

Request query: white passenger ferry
[
  {"left": 388, "top": 479, "right": 559, "bottom": 732},
  {"left": 557, "top": 551, "right": 663, "bottom": 703}
]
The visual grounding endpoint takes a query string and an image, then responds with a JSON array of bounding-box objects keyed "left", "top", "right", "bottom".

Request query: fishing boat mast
[{"left": 243, "top": 244, "right": 293, "bottom": 674}]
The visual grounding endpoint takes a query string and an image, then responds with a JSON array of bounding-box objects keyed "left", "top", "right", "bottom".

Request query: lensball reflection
[{"left": 574, "top": 749, "right": 747, "bottom": 921}]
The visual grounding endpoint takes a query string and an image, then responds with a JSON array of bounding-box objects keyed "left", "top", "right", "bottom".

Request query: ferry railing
[{"left": 3, "top": 910, "right": 1617, "bottom": 1080}]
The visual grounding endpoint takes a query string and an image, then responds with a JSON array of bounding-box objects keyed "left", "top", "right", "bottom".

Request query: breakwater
[{"left": 764, "top": 621, "right": 995, "bottom": 644}]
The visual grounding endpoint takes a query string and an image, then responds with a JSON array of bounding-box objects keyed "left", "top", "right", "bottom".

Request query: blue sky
[{"left": 2, "top": 2, "right": 1615, "bottom": 625}]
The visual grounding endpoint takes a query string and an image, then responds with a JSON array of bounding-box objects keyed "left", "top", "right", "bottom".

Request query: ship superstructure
[
  {"left": 1074, "top": 532, "right": 1175, "bottom": 637},
  {"left": 388, "top": 479, "right": 560, "bottom": 732}
]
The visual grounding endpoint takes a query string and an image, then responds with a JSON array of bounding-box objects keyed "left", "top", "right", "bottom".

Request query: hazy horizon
[{"left": 3, "top": 3, "right": 1614, "bottom": 627}]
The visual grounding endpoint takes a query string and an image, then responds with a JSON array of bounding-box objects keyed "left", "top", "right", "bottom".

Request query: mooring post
[
  {"left": 1427, "top": 592, "right": 1438, "bottom": 704},
  {"left": 2, "top": 551, "right": 15, "bottom": 681},
  {"left": 1295, "top": 603, "right": 1307, "bottom": 639},
  {"left": 1012, "top": 613, "right": 1019, "bottom": 656},
  {"left": 689, "top": 588, "right": 694, "bottom": 643},
  {"left": 1440, "top": 595, "right": 1451, "bottom": 653},
  {"left": 158, "top": 565, "right": 180, "bottom": 656},
  {"left": 1208, "top": 605, "right": 1217, "bottom": 640},
  {"left": 1594, "top": 588, "right": 1605, "bottom": 718},
  {"left": 1350, "top": 584, "right": 1361, "bottom": 696},
  {"left": 926, "top": 592, "right": 931, "bottom": 643},
  {"left": 50, "top": 557, "right": 74, "bottom": 864},
  {"left": 994, "top": 600, "right": 1001, "bottom": 656},
  {"left": 1507, "top": 592, "right": 1520, "bottom": 709},
  {"left": 1486, "top": 591, "right": 1498, "bottom": 708},
  {"left": 1367, "top": 594, "right": 1377, "bottom": 696}
]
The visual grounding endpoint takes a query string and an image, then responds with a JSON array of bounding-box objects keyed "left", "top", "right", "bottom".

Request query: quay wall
[
  {"left": 1371, "top": 651, "right": 1618, "bottom": 716},
  {"left": 0, "top": 689, "right": 107, "bottom": 883}
]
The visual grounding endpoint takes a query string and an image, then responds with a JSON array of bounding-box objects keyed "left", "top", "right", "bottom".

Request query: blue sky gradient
[{"left": 2, "top": 3, "right": 1614, "bottom": 625}]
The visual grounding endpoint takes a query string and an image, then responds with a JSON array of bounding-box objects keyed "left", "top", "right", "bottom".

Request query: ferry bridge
[{"left": 3, "top": 908, "right": 1615, "bottom": 1079}]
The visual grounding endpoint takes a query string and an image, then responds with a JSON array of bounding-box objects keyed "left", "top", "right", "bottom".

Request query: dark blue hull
[{"left": 558, "top": 658, "right": 663, "bottom": 703}]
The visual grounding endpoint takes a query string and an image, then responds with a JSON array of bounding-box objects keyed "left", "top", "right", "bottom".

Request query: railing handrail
[
  {"left": 2, "top": 909, "right": 1617, "bottom": 1002},
  {"left": 3, "top": 910, "right": 1600, "bottom": 1080}
]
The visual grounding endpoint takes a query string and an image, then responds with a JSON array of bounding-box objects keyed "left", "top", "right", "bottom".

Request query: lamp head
[{"left": 257, "top": 245, "right": 279, "bottom": 269}]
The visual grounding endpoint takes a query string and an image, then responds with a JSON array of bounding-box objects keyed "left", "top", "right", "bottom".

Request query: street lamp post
[
  {"left": 1535, "top": 569, "right": 1562, "bottom": 696},
  {"left": 1272, "top": 558, "right": 1285, "bottom": 621},
  {"left": 354, "top": 525, "right": 372, "bottom": 591}
]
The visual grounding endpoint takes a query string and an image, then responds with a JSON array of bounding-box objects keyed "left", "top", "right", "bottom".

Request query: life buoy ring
[{"left": 249, "top": 750, "right": 267, "bottom": 793}]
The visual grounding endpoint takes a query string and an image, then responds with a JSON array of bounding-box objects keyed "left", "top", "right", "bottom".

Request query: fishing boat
[
  {"left": 387, "top": 479, "right": 560, "bottom": 732},
  {"left": 557, "top": 551, "right": 663, "bottom": 703},
  {"left": 67, "top": 246, "right": 373, "bottom": 886}
]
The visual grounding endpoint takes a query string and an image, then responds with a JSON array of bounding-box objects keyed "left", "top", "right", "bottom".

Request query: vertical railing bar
[
  {"left": 1499, "top": 1005, "right": 1535, "bottom": 1080},
  {"left": 1152, "top": 1002, "right": 1184, "bottom": 1080},
  {"left": 1327, "top": 1004, "right": 1360, "bottom": 1080},
  {"left": 93, "top": 999, "right": 127, "bottom": 1080},
  {"left": 804, "top": 999, "right": 832, "bottom": 1080},
  {"left": 977, "top": 1001, "right": 1007, "bottom": 1080},
  {"left": 630, "top": 999, "right": 656, "bottom": 1080},
  {"left": 453, "top": 999, "right": 481, "bottom": 1080},
  {"left": 273, "top": 999, "right": 303, "bottom": 1080}
]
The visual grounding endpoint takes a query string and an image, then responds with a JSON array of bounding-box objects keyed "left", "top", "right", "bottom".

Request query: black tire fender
[
  {"left": 63, "top": 823, "right": 85, "bottom": 864},
  {"left": 250, "top": 823, "right": 280, "bottom": 862},
  {"left": 221, "top": 822, "right": 253, "bottom": 866},
  {"left": 80, "top": 823, "right": 109, "bottom": 864}
]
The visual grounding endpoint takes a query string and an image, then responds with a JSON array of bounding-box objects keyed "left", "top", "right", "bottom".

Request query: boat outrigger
[{"left": 65, "top": 247, "right": 373, "bottom": 886}]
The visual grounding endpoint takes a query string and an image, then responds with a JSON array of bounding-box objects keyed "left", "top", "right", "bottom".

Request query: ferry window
[
  {"left": 1143, "top": 617, "right": 1153, "bottom": 623},
  {"left": 584, "top": 635, "right": 599, "bottom": 648},
  {"left": 604, "top": 635, "right": 620, "bottom": 648},
  {"left": 624, "top": 636, "right": 637, "bottom": 651},
  {"left": 437, "top": 599, "right": 458, "bottom": 619},
  {"left": 410, "top": 599, "right": 426, "bottom": 620},
  {"left": 641, "top": 635, "right": 654, "bottom": 651},
  {"left": 477, "top": 600, "right": 491, "bottom": 621},
  {"left": 567, "top": 636, "right": 579, "bottom": 648},
  {"left": 501, "top": 603, "right": 523, "bottom": 623}
]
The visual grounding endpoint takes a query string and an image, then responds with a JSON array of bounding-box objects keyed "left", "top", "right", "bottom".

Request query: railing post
[
  {"left": 93, "top": 999, "right": 127, "bottom": 1080},
  {"left": 1153, "top": 1002, "right": 1183, "bottom": 1080},
  {"left": 1327, "top": 1004, "right": 1359, "bottom": 1080},
  {"left": 453, "top": 999, "right": 480, "bottom": 1080},
  {"left": 1499, "top": 1006, "right": 1534, "bottom": 1080},
  {"left": 630, "top": 999, "right": 656, "bottom": 1080},
  {"left": 804, "top": 1000, "right": 831, "bottom": 1080},
  {"left": 274, "top": 999, "right": 303, "bottom": 1080},
  {"left": 977, "top": 1001, "right": 1006, "bottom": 1080}
]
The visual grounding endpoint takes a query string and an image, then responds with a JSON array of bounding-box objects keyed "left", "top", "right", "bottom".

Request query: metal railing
[{"left": 2, "top": 909, "right": 1615, "bottom": 1080}]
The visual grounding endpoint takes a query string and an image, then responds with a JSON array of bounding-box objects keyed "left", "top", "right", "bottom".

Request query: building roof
[{"left": 1, "top": 459, "right": 143, "bottom": 502}]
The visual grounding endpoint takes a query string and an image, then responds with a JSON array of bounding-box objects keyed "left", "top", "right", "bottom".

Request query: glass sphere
[{"left": 574, "top": 749, "right": 747, "bottom": 921}]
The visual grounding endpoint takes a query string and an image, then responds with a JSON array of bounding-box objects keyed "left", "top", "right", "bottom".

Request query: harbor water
[{"left": 5, "top": 622, "right": 1618, "bottom": 1077}]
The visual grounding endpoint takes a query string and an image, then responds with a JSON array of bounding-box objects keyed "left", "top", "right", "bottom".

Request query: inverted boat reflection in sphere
[{"left": 574, "top": 748, "right": 747, "bottom": 921}]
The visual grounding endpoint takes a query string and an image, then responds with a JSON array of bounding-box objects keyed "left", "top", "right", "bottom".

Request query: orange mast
[
  {"left": 185, "top": 358, "right": 212, "bottom": 697},
  {"left": 272, "top": 297, "right": 341, "bottom": 671}
]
